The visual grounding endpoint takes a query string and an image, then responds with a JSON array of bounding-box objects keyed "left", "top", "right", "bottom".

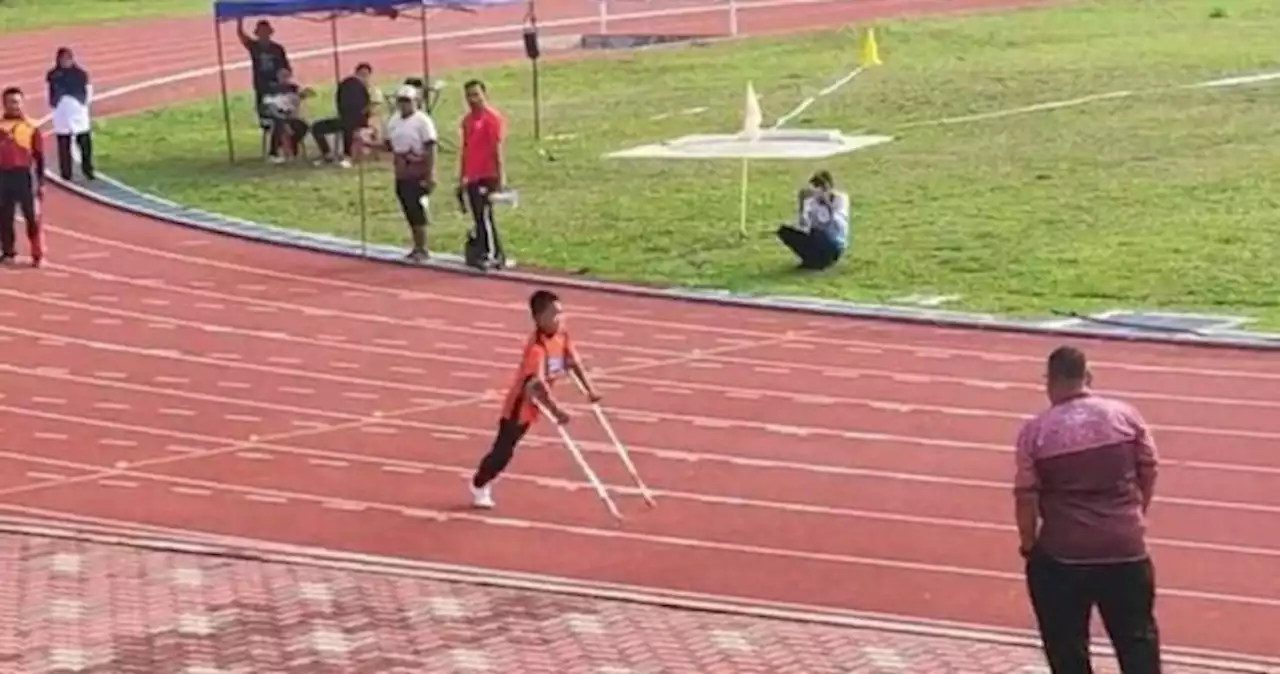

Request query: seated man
[
  {"left": 311, "top": 62, "right": 380, "bottom": 168},
  {"left": 776, "top": 170, "right": 849, "bottom": 270},
  {"left": 260, "top": 67, "right": 313, "bottom": 163}
]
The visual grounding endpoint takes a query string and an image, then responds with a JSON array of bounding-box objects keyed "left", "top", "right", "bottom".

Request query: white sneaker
[
  {"left": 470, "top": 483, "right": 495, "bottom": 509},
  {"left": 338, "top": 158, "right": 353, "bottom": 169}
]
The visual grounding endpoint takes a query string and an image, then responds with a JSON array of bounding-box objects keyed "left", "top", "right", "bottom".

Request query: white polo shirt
[{"left": 385, "top": 110, "right": 438, "bottom": 154}]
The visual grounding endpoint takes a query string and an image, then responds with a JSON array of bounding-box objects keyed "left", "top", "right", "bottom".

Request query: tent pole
[
  {"left": 420, "top": 4, "right": 433, "bottom": 113},
  {"left": 420, "top": 5, "right": 430, "bottom": 81},
  {"left": 357, "top": 146, "right": 368, "bottom": 257},
  {"left": 525, "top": 2, "right": 541, "bottom": 141},
  {"left": 214, "top": 19, "right": 236, "bottom": 164},
  {"left": 329, "top": 13, "right": 342, "bottom": 86}
]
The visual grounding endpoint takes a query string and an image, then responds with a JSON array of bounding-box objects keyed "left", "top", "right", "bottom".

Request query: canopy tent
[
  {"left": 215, "top": 0, "right": 508, "bottom": 18},
  {"left": 210, "top": 0, "right": 522, "bottom": 260},
  {"left": 210, "top": 0, "right": 521, "bottom": 162}
]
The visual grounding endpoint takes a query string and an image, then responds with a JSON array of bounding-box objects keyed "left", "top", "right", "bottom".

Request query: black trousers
[
  {"left": 472, "top": 418, "right": 530, "bottom": 488},
  {"left": 270, "top": 118, "right": 309, "bottom": 156},
  {"left": 464, "top": 178, "right": 504, "bottom": 266},
  {"left": 777, "top": 225, "right": 841, "bottom": 270},
  {"left": 311, "top": 117, "right": 360, "bottom": 158},
  {"left": 394, "top": 178, "right": 429, "bottom": 229},
  {"left": 55, "top": 133, "right": 94, "bottom": 180},
  {"left": 0, "top": 169, "right": 39, "bottom": 258},
  {"left": 1026, "top": 552, "right": 1162, "bottom": 674}
]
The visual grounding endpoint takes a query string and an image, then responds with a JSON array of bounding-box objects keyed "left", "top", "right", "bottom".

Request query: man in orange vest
[{"left": 0, "top": 87, "right": 46, "bottom": 267}]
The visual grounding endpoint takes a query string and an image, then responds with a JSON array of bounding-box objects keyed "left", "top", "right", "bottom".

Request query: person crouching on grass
[
  {"left": 776, "top": 170, "right": 849, "bottom": 270},
  {"left": 384, "top": 85, "right": 438, "bottom": 262}
]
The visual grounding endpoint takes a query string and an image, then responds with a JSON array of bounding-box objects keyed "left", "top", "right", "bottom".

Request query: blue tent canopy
[{"left": 213, "top": 0, "right": 518, "bottom": 21}]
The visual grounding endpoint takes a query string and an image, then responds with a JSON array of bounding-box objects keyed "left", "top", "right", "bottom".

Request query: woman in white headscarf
[{"left": 46, "top": 47, "right": 94, "bottom": 181}]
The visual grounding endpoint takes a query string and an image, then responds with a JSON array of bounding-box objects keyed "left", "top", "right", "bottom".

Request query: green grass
[
  {"left": 0, "top": 0, "right": 207, "bottom": 33},
  {"left": 94, "top": 0, "right": 1280, "bottom": 327}
]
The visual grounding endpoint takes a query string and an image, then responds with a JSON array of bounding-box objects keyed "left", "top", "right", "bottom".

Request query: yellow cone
[{"left": 859, "top": 27, "right": 882, "bottom": 67}]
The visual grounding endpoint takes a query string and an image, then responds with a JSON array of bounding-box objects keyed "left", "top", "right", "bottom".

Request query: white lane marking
[
  {"left": 154, "top": 376, "right": 189, "bottom": 384},
  {"left": 171, "top": 486, "right": 214, "bottom": 496},
  {"left": 307, "top": 458, "right": 350, "bottom": 468},
  {"left": 98, "top": 479, "right": 139, "bottom": 488},
  {"left": 244, "top": 494, "right": 288, "bottom": 504},
  {"left": 216, "top": 381, "right": 252, "bottom": 389}
]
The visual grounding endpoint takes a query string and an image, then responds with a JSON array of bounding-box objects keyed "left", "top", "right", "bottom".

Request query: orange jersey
[{"left": 501, "top": 328, "right": 574, "bottom": 423}]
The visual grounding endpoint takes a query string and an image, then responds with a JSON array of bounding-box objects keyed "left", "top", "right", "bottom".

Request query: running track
[{"left": 3, "top": 0, "right": 1279, "bottom": 665}]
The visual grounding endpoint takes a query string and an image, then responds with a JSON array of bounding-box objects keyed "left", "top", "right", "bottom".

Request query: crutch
[
  {"left": 572, "top": 374, "right": 656, "bottom": 507},
  {"left": 532, "top": 398, "right": 624, "bottom": 521}
]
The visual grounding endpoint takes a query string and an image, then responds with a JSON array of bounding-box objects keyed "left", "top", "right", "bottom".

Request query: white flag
[{"left": 741, "top": 81, "right": 762, "bottom": 141}]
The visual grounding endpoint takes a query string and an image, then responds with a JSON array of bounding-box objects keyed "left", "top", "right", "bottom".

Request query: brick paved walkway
[{"left": 0, "top": 534, "right": 1245, "bottom": 673}]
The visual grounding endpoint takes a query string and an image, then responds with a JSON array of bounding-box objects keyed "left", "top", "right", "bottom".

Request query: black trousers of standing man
[
  {"left": 0, "top": 169, "right": 41, "bottom": 261},
  {"left": 463, "top": 177, "right": 504, "bottom": 269},
  {"left": 55, "top": 132, "right": 94, "bottom": 180},
  {"left": 1026, "top": 551, "right": 1162, "bottom": 674}
]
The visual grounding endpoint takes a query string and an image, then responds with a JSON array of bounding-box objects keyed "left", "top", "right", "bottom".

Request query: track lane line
[
  {"left": 43, "top": 235, "right": 1280, "bottom": 382},
  {"left": 0, "top": 450, "right": 1276, "bottom": 613},
  {"left": 9, "top": 286, "right": 1280, "bottom": 414}
]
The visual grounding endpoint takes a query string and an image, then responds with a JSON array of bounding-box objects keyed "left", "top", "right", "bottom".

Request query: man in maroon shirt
[
  {"left": 1015, "top": 346, "right": 1161, "bottom": 673},
  {"left": 0, "top": 87, "right": 45, "bottom": 267}
]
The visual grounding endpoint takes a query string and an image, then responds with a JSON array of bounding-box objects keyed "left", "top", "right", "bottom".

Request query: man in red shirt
[
  {"left": 0, "top": 87, "right": 45, "bottom": 267},
  {"left": 1015, "top": 346, "right": 1161, "bottom": 674},
  {"left": 457, "top": 79, "right": 507, "bottom": 271}
]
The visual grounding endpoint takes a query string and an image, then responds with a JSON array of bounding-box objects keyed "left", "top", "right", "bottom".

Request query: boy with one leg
[{"left": 470, "top": 289, "right": 602, "bottom": 508}]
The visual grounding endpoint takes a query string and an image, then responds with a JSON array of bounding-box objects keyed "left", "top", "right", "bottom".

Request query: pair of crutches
[{"left": 532, "top": 373, "right": 656, "bottom": 521}]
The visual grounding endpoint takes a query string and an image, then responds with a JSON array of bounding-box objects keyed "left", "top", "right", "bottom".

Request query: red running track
[{"left": 3, "top": 0, "right": 1280, "bottom": 664}]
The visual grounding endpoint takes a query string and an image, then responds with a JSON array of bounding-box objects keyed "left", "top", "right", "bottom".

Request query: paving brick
[{"left": 0, "top": 534, "right": 1244, "bottom": 673}]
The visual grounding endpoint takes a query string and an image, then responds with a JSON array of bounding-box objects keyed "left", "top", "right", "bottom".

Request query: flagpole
[{"left": 738, "top": 80, "right": 762, "bottom": 240}]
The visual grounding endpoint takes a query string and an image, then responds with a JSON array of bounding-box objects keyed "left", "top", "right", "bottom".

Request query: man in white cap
[{"left": 384, "top": 84, "right": 438, "bottom": 262}]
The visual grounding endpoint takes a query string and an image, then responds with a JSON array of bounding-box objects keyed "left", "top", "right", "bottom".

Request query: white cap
[{"left": 395, "top": 85, "right": 419, "bottom": 100}]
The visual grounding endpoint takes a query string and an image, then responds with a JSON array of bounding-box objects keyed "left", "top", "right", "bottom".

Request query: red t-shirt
[{"left": 460, "top": 106, "right": 504, "bottom": 182}]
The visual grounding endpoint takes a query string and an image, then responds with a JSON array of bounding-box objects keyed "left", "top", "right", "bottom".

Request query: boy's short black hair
[
  {"left": 1047, "top": 346, "right": 1088, "bottom": 382},
  {"left": 529, "top": 289, "right": 559, "bottom": 317},
  {"left": 463, "top": 79, "right": 486, "bottom": 93},
  {"left": 2, "top": 87, "right": 23, "bottom": 99}
]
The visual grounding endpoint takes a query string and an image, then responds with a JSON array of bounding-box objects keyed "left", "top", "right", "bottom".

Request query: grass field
[
  {"left": 93, "top": 0, "right": 1280, "bottom": 326},
  {"left": 0, "top": 0, "right": 206, "bottom": 32}
]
